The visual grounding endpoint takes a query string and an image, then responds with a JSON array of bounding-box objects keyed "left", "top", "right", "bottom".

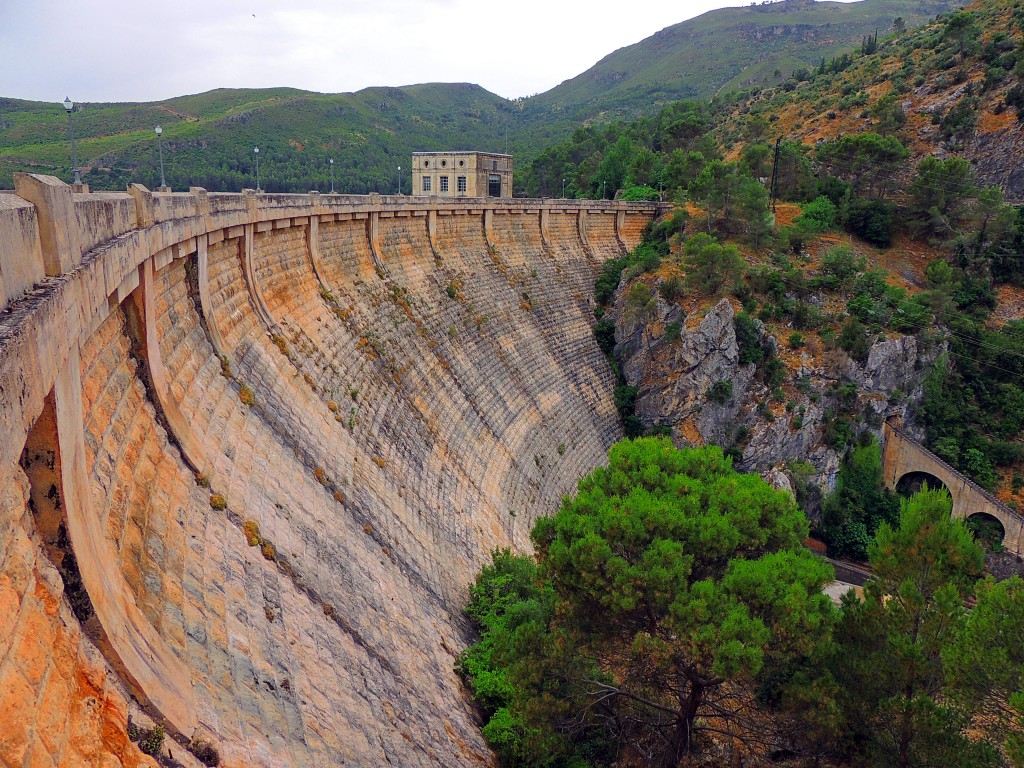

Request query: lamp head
[
  {"left": 254, "top": 146, "right": 259, "bottom": 154},
  {"left": 155, "top": 125, "right": 162, "bottom": 136},
  {"left": 330, "top": 158, "right": 333, "bottom": 164},
  {"left": 63, "top": 97, "right": 73, "bottom": 113}
]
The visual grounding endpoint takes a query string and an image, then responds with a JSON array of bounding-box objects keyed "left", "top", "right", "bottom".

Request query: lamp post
[
  {"left": 253, "top": 146, "right": 260, "bottom": 191},
  {"left": 397, "top": 165, "right": 401, "bottom": 195},
  {"left": 155, "top": 125, "right": 167, "bottom": 190},
  {"left": 63, "top": 97, "right": 82, "bottom": 186},
  {"left": 329, "top": 157, "right": 334, "bottom": 194},
  {"left": 603, "top": 180, "right": 607, "bottom": 200},
  {"left": 562, "top": 178, "right": 566, "bottom": 198}
]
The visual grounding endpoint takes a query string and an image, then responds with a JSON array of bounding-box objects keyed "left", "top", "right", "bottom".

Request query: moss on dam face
[{"left": 0, "top": 178, "right": 656, "bottom": 767}]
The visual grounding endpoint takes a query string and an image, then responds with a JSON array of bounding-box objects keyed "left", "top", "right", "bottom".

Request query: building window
[
  {"left": 457, "top": 176, "right": 467, "bottom": 194},
  {"left": 440, "top": 176, "right": 449, "bottom": 192},
  {"left": 458, "top": 160, "right": 465, "bottom": 167},
  {"left": 423, "top": 176, "right": 432, "bottom": 192},
  {"left": 492, "top": 160, "right": 498, "bottom": 170},
  {"left": 441, "top": 160, "right": 447, "bottom": 167},
  {"left": 488, "top": 174, "right": 501, "bottom": 197},
  {"left": 424, "top": 160, "right": 429, "bottom": 167}
]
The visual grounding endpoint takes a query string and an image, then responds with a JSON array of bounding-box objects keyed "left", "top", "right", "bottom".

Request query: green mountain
[
  {"left": 524, "top": 0, "right": 960, "bottom": 124},
  {"left": 0, "top": 83, "right": 516, "bottom": 193},
  {"left": 0, "top": 0, "right": 961, "bottom": 193}
]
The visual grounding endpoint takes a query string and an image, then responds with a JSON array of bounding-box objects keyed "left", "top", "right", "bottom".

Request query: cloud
[{"left": 0, "top": 0, "right": 752, "bottom": 103}]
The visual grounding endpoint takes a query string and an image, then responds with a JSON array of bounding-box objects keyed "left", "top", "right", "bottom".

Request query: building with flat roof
[{"left": 411, "top": 152, "right": 512, "bottom": 198}]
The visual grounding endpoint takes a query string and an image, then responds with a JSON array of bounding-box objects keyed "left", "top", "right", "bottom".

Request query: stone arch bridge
[
  {"left": 0, "top": 174, "right": 660, "bottom": 767},
  {"left": 882, "top": 420, "right": 1024, "bottom": 555}
]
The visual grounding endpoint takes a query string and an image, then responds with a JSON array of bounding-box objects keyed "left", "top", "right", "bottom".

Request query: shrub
[
  {"left": 664, "top": 320, "right": 682, "bottom": 343},
  {"left": 708, "top": 380, "right": 733, "bottom": 404},
  {"left": 138, "top": 725, "right": 165, "bottom": 757},
  {"left": 788, "top": 332, "right": 805, "bottom": 349},
  {"left": 210, "top": 494, "right": 227, "bottom": 511},
  {"left": 260, "top": 541, "right": 276, "bottom": 562},
  {"left": 189, "top": 739, "right": 221, "bottom": 767},
  {"left": 243, "top": 520, "right": 261, "bottom": 547},
  {"left": 621, "top": 185, "right": 660, "bottom": 201},
  {"left": 239, "top": 384, "right": 256, "bottom": 406},
  {"left": 843, "top": 198, "right": 896, "bottom": 248},
  {"left": 797, "top": 196, "right": 838, "bottom": 231},
  {"left": 659, "top": 275, "right": 685, "bottom": 302},
  {"left": 593, "top": 319, "right": 616, "bottom": 354}
]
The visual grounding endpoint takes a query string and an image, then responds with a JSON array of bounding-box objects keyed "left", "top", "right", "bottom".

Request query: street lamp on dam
[
  {"left": 329, "top": 157, "right": 334, "bottom": 194},
  {"left": 254, "top": 146, "right": 260, "bottom": 191},
  {"left": 63, "top": 97, "right": 82, "bottom": 187},
  {"left": 155, "top": 125, "right": 168, "bottom": 191}
]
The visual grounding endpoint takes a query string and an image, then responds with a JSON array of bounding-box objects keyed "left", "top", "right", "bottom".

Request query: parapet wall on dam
[{"left": 0, "top": 175, "right": 657, "bottom": 768}]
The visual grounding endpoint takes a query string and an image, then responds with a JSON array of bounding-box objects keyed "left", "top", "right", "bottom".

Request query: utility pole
[{"left": 769, "top": 136, "right": 782, "bottom": 215}]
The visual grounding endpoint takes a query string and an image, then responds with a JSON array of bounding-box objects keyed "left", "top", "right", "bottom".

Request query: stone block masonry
[{"left": 0, "top": 176, "right": 659, "bottom": 768}]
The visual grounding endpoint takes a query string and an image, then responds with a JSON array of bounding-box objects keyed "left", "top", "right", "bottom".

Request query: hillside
[
  {"left": 718, "top": 0, "right": 1024, "bottom": 197},
  {"left": 0, "top": 0, "right": 959, "bottom": 193},
  {"left": 522, "top": 0, "right": 959, "bottom": 125},
  {"left": 0, "top": 83, "right": 516, "bottom": 193}
]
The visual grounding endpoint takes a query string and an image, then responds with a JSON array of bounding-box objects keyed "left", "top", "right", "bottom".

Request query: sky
[{"left": 1, "top": 0, "right": 772, "bottom": 105}]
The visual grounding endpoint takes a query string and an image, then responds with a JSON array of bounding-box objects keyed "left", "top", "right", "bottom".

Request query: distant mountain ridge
[
  {"left": 524, "top": 0, "right": 961, "bottom": 123},
  {"left": 0, "top": 0, "right": 961, "bottom": 192}
]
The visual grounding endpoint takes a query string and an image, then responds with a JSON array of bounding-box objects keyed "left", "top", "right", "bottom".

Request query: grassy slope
[
  {"left": 713, "top": 0, "right": 1023, "bottom": 194},
  {"left": 523, "top": 0, "right": 959, "bottom": 123}
]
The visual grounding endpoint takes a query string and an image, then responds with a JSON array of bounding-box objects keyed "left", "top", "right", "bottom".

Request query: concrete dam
[{"left": 0, "top": 174, "right": 657, "bottom": 768}]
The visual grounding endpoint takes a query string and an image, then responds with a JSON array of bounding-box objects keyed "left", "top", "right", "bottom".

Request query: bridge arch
[
  {"left": 966, "top": 512, "right": 1007, "bottom": 550},
  {"left": 882, "top": 421, "right": 1024, "bottom": 556},
  {"left": 895, "top": 470, "right": 949, "bottom": 499}
]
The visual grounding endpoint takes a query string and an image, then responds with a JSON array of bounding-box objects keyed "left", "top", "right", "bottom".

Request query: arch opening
[
  {"left": 895, "top": 471, "right": 950, "bottom": 499},
  {"left": 965, "top": 512, "right": 1006, "bottom": 551}
]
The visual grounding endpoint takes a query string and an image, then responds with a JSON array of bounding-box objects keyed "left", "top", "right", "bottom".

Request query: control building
[{"left": 411, "top": 152, "right": 513, "bottom": 198}]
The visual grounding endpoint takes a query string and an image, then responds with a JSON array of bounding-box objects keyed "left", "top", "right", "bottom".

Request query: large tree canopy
[{"left": 460, "top": 439, "right": 835, "bottom": 767}]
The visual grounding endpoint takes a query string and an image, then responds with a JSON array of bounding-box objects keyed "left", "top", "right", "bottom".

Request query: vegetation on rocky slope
[{"left": 460, "top": 440, "right": 1024, "bottom": 767}]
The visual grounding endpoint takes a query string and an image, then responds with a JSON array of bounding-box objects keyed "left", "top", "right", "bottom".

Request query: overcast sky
[{"left": 0, "top": 0, "right": 778, "bottom": 105}]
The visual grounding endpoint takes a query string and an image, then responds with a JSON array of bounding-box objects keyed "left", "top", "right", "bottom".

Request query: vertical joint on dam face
[
  {"left": 577, "top": 208, "right": 593, "bottom": 259},
  {"left": 614, "top": 209, "right": 628, "bottom": 253},
  {"left": 126, "top": 257, "right": 206, "bottom": 472},
  {"left": 13, "top": 173, "right": 83, "bottom": 276},
  {"left": 539, "top": 207, "right": 552, "bottom": 251},
  {"left": 241, "top": 222, "right": 279, "bottom": 334},
  {"left": 427, "top": 209, "right": 442, "bottom": 261},
  {"left": 52, "top": 343, "right": 197, "bottom": 738},
  {"left": 483, "top": 208, "right": 497, "bottom": 251},
  {"left": 367, "top": 210, "right": 386, "bottom": 276}
]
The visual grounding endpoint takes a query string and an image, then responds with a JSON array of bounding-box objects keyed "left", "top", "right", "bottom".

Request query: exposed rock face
[
  {"left": 612, "top": 290, "right": 939, "bottom": 500},
  {"left": 619, "top": 298, "right": 756, "bottom": 444}
]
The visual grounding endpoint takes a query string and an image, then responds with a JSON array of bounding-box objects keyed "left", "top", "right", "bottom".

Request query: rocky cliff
[{"left": 611, "top": 288, "right": 939, "bottom": 510}]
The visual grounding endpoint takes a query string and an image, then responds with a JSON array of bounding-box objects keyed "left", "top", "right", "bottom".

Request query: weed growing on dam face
[
  {"left": 243, "top": 520, "right": 261, "bottom": 547},
  {"left": 239, "top": 384, "right": 255, "bottom": 406},
  {"left": 209, "top": 494, "right": 227, "bottom": 511}
]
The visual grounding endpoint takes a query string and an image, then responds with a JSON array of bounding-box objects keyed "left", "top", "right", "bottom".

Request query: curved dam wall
[{"left": 0, "top": 175, "right": 656, "bottom": 768}]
